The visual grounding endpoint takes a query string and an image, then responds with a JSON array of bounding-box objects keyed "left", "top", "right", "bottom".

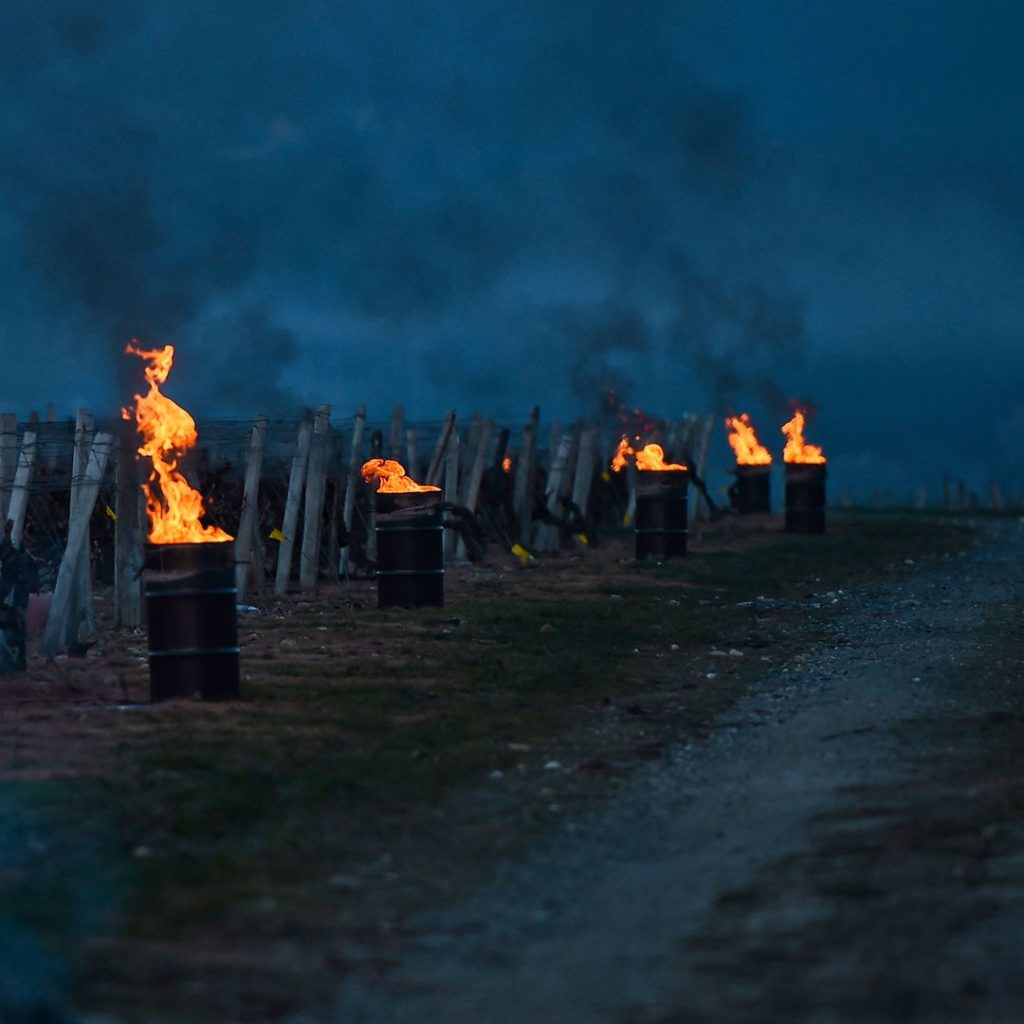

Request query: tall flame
[
  {"left": 361, "top": 458, "right": 441, "bottom": 493},
  {"left": 611, "top": 437, "right": 686, "bottom": 473},
  {"left": 124, "top": 342, "right": 233, "bottom": 543},
  {"left": 725, "top": 414, "right": 772, "bottom": 465},
  {"left": 781, "top": 410, "right": 827, "bottom": 464}
]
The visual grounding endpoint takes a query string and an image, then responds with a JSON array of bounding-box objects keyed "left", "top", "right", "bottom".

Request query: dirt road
[{"left": 317, "top": 518, "right": 1024, "bottom": 1024}]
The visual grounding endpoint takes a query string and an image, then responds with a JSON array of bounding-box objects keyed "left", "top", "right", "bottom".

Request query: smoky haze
[{"left": 0, "top": 1, "right": 1021, "bottom": 500}]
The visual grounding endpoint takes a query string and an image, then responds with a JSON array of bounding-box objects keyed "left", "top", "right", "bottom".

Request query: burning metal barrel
[
  {"left": 733, "top": 464, "right": 772, "bottom": 514},
  {"left": 144, "top": 541, "right": 240, "bottom": 701},
  {"left": 635, "top": 469, "right": 689, "bottom": 558},
  {"left": 781, "top": 409, "right": 827, "bottom": 534},
  {"left": 784, "top": 464, "right": 827, "bottom": 533},
  {"left": 374, "top": 490, "right": 445, "bottom": 608}
]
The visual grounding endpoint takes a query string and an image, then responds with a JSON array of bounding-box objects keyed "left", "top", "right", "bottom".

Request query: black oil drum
[
  {"left": 144, "top": 541, "right": 240, "bottom": 701},
  {"left": 734, "top": 463, "right": 772, "bottom": 514},
  {"left": 374, "top": 490, "right": 445, "bottom": 608},
  {"left": 635, "top": 470, "right": 688, "bottom": 559},
  {"left": 784, "top": 463, "right": 827, "bottom": 534}
]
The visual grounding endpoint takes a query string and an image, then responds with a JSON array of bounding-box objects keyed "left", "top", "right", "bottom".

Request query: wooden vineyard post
[
  {"left": 114, "top": 420, "right": 143, "bottom": 628},
  {"left": 388, "top": 405, "right": 405, "bottom": 460},
  {"left": 45, "top": 403, "right": 58, "bottom": 471},
  {"left": 7, "top": 429, "right": 37, "bottom": 548},
  {"left": 41, "top": 432, "right": 113, "bottom": 656},
  {"left": 443, "top": 430, "right": 461, "bottom": 561},
  {"left": 426, "top": 410, "right": 457, "bottom": 487},
  {"left": 274, "top": 417, "right": 313, "bottom": 595},
  {"left": 327, "top": 431, "right": 345, "bottom": 580},
  {"left": 299, "top": 405, "right": 332, "bottom": 591},
  {"left": 339, "top": 405, "right": 367, "bottom": 579},
  {"left": 691, "top": 414, "right": 715, "bottom": 521},
  {"left": 571, "top": 424, "right": 598, "bottom": 535},
  {"left": 512, "top": 406, "right": 540, "bottom": 546},
  {"left": 234, "top": 416, "right": 268, "bottom": 602},
  {"left": 455, "top": 417, "right": 494, "bottom": 561},
  {"left": 535, "top": 432, "right": 573, "bottom": 552},
  {"left": 68, "top": 410, "right": 96, "bottom": 638},
  {"left": 404, "top": 428, "right": 420, "bottom": 480},
  {"left": 0, "top": 413, "right": 17, "bottom": 524}
]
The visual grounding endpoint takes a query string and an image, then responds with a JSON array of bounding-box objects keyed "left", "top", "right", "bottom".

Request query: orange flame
[
  {"left": 501, "top": 456, "right": 513, "bottom": 473},
  {"left": 611, "top": 436, "right": 686, "bottom": 473},
  {"left": 725, "top": 414, "right": 772, "bottom": 465},
  {"left": 361, "top": 458, "right": 441, "bottom": 493},
  {"left": 125, "top": 342, "right": 233, "bottom": 543},
  {"left": 781, "top": 410, "right": 827, "bottom": 464}
]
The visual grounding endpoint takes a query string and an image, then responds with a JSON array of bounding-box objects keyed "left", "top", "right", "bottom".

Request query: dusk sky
[{"left": 1, "top": 1, "right": 1021, "bottom": 500}]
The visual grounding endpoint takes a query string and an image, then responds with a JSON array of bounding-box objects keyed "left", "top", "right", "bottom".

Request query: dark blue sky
[{"left": 1, "top": 1, "right": 1021, "bottom": 499}]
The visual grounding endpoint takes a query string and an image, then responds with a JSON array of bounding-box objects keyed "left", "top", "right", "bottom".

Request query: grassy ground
[{"left": 0, "top": 511, "right": 978, "bottom": 1022}]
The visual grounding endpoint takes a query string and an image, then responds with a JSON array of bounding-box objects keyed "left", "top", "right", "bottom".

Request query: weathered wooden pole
[
  {"left": 571, "top": 424, "right": 598, "bottom": 533},
  {"left": 234, "top": 416, "right": 268, "bottom": 601},
  {"left": 41, "top": 432, "right": 113, "bottom": 656},
  {"left": 339, "top": 405, "right": 367, "bottom": 578},
  {"left": 299, "top": 405, "right": 332, "bottom": 590},
  {"left": 443, "top": 431, "right": 461, "bottom": 561},
  {"left": 274, "top": 417, "right": 313, "bottom": 596},
  {"left": 512, "top": 406, "right": 540, "bottom": 545},
  {"left": 0, "top": 413, "right": 17, "bottom": 524},
  {"left": 426, "top": 411, "right": 457, "bottom": 487},
  {"left": 455, "top": 417, "right": 494, "bottom": 562},
  {"left": 7, "top": 429, "right": 37, "bottom": 548},
  {"left": 114, "top": 421, "right": 144, "bottom": 629},
  {"left": 69, "top": 410, "right": 96, "bottom": 639},
  {"left": 388, "top": 405, "right": 405, "bottom": 460},
  {"left": 536, "top": 432, "right": 573, "bottom": 552}
]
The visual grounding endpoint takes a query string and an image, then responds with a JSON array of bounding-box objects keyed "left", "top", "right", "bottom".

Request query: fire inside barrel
[
  {"left": 361, "top": 458, "right": 444, "bottom": 608},
  {"left": 124, "top": 342, "right": 240, "bottom": 701},
  {"left": 781, "top": 409, "right": 827, "bottom": 534},
  {"left": 611, "top": 437, "right": 689, "bottom": 558},
  {"left": 725, "top": 413, "right": 772, "bottom": 514}
]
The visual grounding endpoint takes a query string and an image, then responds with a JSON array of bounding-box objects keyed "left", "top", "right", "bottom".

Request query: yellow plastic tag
[
  {"left": 511, "top": 542, "right": 533, "bottom": 564},
  {"left": 104, "top": 504, "right": 118, "bottom": 521},
  {"left": 576, "top": 533, "right": 589, "bottom": 546},
  {"left": 601, "top": 471, "right": 611, "bottom": 482},
  {"left": 269, "top": 528, "right": 286, "bottom": 542}
]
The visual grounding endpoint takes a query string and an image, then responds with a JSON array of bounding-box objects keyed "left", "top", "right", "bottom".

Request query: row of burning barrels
[
  {"left": 127, "top": 344, "right": 828, "bottom": 704},
  {"left": 142, "top": 463, "right": 825, "bottom": 702}
]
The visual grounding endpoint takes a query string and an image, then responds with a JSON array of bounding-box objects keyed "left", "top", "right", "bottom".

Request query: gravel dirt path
[{"left": 314, "top": 519, "right": 1024, "bottom": 1024}]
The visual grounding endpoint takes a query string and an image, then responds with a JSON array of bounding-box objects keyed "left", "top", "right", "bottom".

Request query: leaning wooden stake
[
  {"left": 299, "top": 405, "right": 332, "bottom": 590},
  {"left": 455, "top": 417, "right": 494, "bottom": 561},
  {"left": 274, "top": 418, "right": 314, "bottom": 595},
  {"left": 114, "top": 424, "right": 144, "bottom": 629},
  {"left": 7, "top": 429, "right": 37, "bottom": 548},
  {"left": 388, "top": 405, "right": 405, "bottom": 460},
  {"left": 68, "top": 410, "right": 96, "bottom": 639},
  {"left": 571, "top": 425, "right": 598, "bottom": 530},
  {"left": 340, "top": 405, "right": 367, "bottom": 578},
  {"left": 536, "top": 432, "right": 573, "bottom": 552},
  {"left": 234, "top": 416, "right": 268, "bottom": 601},
  {"left": 512, "top": 406, "right": 540, "bottom": 544},
  {"left": 443, "top": 430, "right": 461, "bottom": 561},
  {"left": 41, "top": 432, "right": 113, "bottom": 656},
  {"left": 426, "top": 410, "right": 457, "bottom": 487},
  {"left": 0, "top": 413, "right": 17, "bottom": 524}
]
